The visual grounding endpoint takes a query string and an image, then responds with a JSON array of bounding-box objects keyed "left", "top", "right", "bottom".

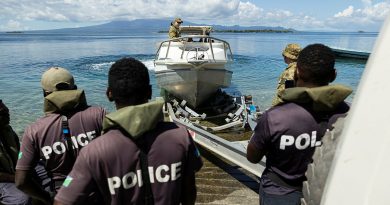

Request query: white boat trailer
[{"left": 163, "top": 95, "right": 266, "bottom": 178}]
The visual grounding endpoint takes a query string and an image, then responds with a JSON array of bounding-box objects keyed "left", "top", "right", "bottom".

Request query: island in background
[
  {"left": 1, "top": 19, "right": 296, "bottom": 35},
  {"left": 158, "top": 29, "right": 294, "bottom": 33}
]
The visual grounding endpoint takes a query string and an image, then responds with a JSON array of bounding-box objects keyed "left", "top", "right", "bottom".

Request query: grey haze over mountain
[{"left": 23, "top": 19, "right": 292, "bottom": 34}]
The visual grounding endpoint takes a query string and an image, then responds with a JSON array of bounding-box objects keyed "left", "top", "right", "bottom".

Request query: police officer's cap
[{"left": 41, "top": 67, "right": 76, "bottom": 92}]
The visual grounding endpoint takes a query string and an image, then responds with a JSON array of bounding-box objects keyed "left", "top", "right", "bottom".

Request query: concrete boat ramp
[
  {"left": 162, "top": 96, "right": 263, "bottom": 204},
  {"left": 196, "top": 148, "right": 260, "bottom": 204}
]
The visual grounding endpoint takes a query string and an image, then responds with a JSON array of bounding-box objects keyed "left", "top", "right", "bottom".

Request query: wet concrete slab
[
  {"left": 164, "top": 101, "right": 262, "bottom": 204},
  {"left": 195, "top": 147, "right": 260, "bottom": 205}
]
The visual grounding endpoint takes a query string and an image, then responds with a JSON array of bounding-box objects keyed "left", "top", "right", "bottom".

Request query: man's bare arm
[{"left": 246, "top": 142, "right": 266, "bottom": 163}]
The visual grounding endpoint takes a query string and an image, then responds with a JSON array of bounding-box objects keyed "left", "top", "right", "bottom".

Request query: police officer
[
  {"left": 54, "top": 57, "right": 203, "bottom": 205},
  {"left": 0, "top": 100, "right": 31, "bottom": 205},
  {"left": 169, "top": 17, "right": 183, "bottom": 38},
  {"left": 272, "top": 43, "right": 302, "bottom": 106},
  {"left": 247, "top": 44, "right": 351, "bottom": 205},
  {"left": 15, "top": 67, "right": 106, "bottom": 204}
]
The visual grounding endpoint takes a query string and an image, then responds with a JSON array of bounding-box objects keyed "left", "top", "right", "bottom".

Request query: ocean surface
[{"left": 0, "top": 31, "right": 376, "bottom": 135}]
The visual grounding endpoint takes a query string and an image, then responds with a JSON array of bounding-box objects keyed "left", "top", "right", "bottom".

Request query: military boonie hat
[
  {"left": 41, "top": 67, "right": 75, "bottom": 92},
  {"left": 174, "top": 18, "right": 183, "bottom": 23},
  {"left": 282, "top": 43, "right": 301, "bottom": 60}
]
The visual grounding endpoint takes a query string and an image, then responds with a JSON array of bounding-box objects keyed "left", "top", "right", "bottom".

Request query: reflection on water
[{"left": 0, "top": 32, "right": 372, "bottom": 134}]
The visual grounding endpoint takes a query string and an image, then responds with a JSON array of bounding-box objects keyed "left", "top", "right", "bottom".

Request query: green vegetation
[
  {"left": 158, "top": 29, "right": 293, "bottom": 33},
  {"left": 214, "top": 29, "right": 293, "bottom": 33},
  {"left": 5, "top": 31, "right": 23, "bottom": 34}
]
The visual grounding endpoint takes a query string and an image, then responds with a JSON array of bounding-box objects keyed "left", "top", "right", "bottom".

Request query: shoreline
[{"left": 158, "top": 29, "right": 294, "bottom": 34}]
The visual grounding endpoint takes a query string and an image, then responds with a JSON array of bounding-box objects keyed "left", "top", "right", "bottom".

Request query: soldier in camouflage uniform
[
  {"left": 272, "top": 43, "right": 302, "bottom": 106},
  {"left": 169, "top": 18, "right": 183, "bottom": 38}
]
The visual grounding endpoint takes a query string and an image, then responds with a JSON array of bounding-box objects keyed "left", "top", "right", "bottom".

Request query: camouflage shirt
[
  {"left": 272, "top": 62, "right": 297, "bottom": 106},
  {"left": 168, "top": 26, "right": 180, "bottom": 38}
]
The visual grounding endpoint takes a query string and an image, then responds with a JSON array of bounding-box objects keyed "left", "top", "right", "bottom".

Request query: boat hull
[
  {"left": 154, "top": 35, "right": 234, "bottom": 108},
  {"left": 155, "top": 66, "right": 232, "bottom": 108},
  {"left": 331, "top": 48, "right": 370, "bottom": 60}
]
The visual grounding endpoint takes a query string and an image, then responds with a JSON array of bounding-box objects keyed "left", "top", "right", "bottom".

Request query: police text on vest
[
  {"left": 107, "top": 162, "right": 182, "bottom": 195},
  {"left": 41, "top": 131, "right": 96, "bottom": 159},
  {"left": 280, "top": 131, "right": 322, "bottom": 150}
]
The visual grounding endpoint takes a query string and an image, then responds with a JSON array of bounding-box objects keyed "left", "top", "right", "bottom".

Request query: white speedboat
[{"left": 154, "top": 26, "right": 233, "bottom": 108}]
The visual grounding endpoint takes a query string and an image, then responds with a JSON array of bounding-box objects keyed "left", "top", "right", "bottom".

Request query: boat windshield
[
  {"left": 155, "top": 36, "right": 233, "bottom": 63},
  {"left": 180, "top": 26, "right": 212, "bottom": 36},
  {"left": 155, "top": 26, "right": 233, "bottom": 63}
]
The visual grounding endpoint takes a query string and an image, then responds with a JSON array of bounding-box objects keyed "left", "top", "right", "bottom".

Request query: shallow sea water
[{"left": 0, "top": 31, "right": 375, "bottom": 134}]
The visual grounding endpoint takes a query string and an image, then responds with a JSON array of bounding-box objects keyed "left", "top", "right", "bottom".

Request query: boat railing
[{"left": 155, "top": 35, "right": 233, "bottom": 64}]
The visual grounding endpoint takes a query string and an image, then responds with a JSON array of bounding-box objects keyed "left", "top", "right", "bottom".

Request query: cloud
[
  {"left": 334, "top": 6, "right": 354, "bottom": 18},
  {"left": 223, "top": 1, "right": 323, "bottom": 29},
  {"left": 0, "top": 0, "right": 240, "bottom": 23},
  {"left": 236, "top": 2, "right": 263, "bottom": 21},
  {"left": 0, "top": 19, "right": 28, "bottom": 31},
  {"left": 0, "top": 0, "right": 389, "bottom": 31},
  {"left": 0, "top": 0, "right": 327, "bottom": 30},
  {"left": 362, "top": 0, "right": 373, "bottom": 6},
  {"left": 362, "top": 2, "right": 390, "bottom": 20},
  {"left": 327, "top": 1, "right": 390, "bottom": 31},
  {"left": 23, "top": 7, "right": 69, "bottom": 21}
]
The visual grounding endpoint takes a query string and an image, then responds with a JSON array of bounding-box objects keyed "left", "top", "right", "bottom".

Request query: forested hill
[{"left": 20, "top": 19, "right": 294, "bottom": 34}]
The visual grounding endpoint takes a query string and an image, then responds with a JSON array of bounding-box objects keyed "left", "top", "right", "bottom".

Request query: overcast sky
[{"left": 1, "top": 0, "right": 389, "bottom": 32}]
